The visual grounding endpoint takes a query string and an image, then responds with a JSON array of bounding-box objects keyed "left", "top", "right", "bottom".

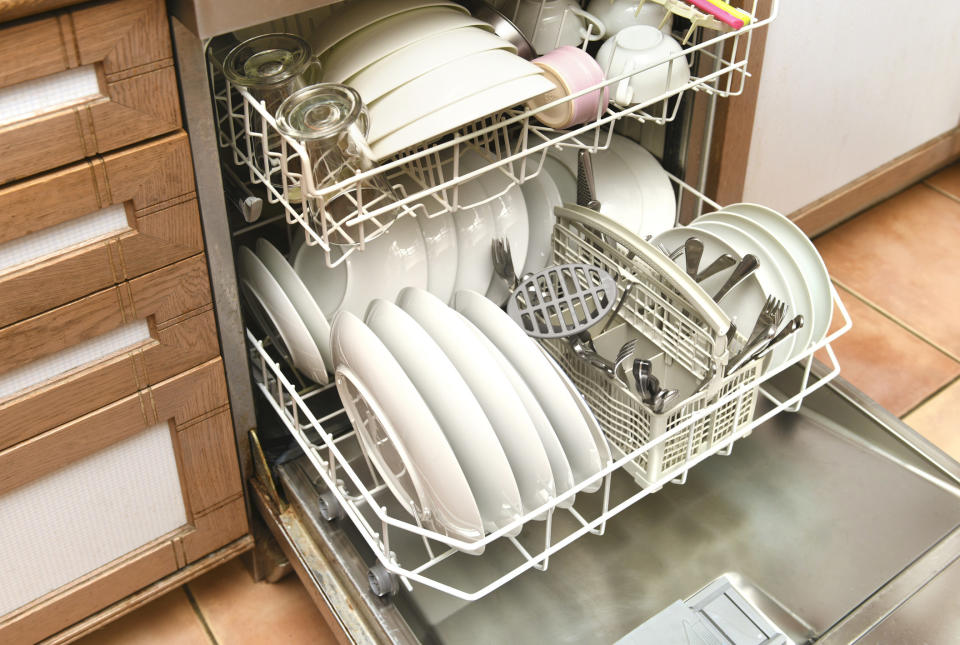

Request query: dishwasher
[{"left": 165, "top": 1, "right": 960, "bottom": 642}]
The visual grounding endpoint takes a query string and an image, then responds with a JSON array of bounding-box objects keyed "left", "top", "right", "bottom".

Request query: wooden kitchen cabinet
[{"left": 0, "top": 0, "right": 251, "bottom": 641}]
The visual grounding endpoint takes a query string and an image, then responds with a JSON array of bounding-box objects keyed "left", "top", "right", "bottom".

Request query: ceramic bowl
[
  {"left": 594, "top": 25, "right": 690, "bottom": 107},
  {"left": 526, "top": 45, "right": 609, "bottom": 128}
]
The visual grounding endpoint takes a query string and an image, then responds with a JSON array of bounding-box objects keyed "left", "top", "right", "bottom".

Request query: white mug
[
  {"left": 585, "top": 0, "right": 673, "bottom": 38},
  {"left": 595, "top": 26, "right": 690, "bottom": 107},
  {"left": 502, "top": 0, "right": 606, "bottom": 54}
]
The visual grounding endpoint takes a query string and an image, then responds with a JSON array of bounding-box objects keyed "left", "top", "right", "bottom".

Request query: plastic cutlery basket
[{"left": 542, "top": 205, "right": 763, "bottom": 486}]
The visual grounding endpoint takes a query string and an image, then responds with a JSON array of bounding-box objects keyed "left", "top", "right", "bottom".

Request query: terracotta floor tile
[
  {"left": 814, "top": 185, "right": 960, "bottom": 357},
  {"left": 814, "top": 286, "right": 960, "bottom": 416},
  {"left": 903, "top": 378, "right": 960, "bottom": 460},
  {"left": 925, "top": 162, "right": 960, "bottom": 201},
  {"left": 73, "top": 588, "right": 211, "bottom": 645},
  {"left": 187, "top": 557, "right": 337, "bottom": 645}
]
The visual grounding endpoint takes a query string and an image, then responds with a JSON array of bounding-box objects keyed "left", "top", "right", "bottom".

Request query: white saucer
[
  {"left": 365, "top": 299, "right": 523, "bottom": 533},
  {"left": 609, "top": 134, "right": 676, "bottom": 237},
  {"left": 519, "top": 164, "right": 562, "bottom": 275},
  {"left": 398, "top": 287, "right": 555, "bottom": 515},
  {"left": 238, "top": 246, "right": 328, "bottom": 384},
  {"left": 453, "top": 289, "right": 603, "bottom": 492},
  {"left": 331, "top": 311, "right": 484, "bottom": 551},
  {"left": 256, "top": 238, "right": 333, "bottom": 370}
]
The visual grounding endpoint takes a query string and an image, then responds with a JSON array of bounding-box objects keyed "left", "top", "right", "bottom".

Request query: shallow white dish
[
  {"left": 542, "top": 154, "right": 577, "bottom": 204},
  {"left": 722, "top": 203, "right": 832, "bottom": 348},
  {"left": 395, "top": 174, "right": 459, "bottom": 303},
  {"left": 323, "top": 6, "right": 491, "bottom": 83},
  {"left": 365, "top": 299, "right": 523, "bottom": 533},
  {"left": 238, "top": 247, "right": 328, "bottom": 384},
  {"left": 608, "top": 134, "right": 676, "bottom": 237},
  {"left": 651, "top": 227, "right": 766, "bottom": 343},
  {"left": 551, "top": 145, "right": 645, "bottom": 234},
  {"left": 311, "top": 0, "right": 471, "bottom": 57},
  {"left": 398, "top": 287, "right": 555, "bottom": 515},
  {"left": 445, "top": 154, "right": 498, "bottom": 295},
  {"left": 292, "top": 245, "right": 347, "bottom": 318},
  {"left": 347, "top": 27, "right": 517, "bottom": 104},
  {"left": 519, "top": 163, "right": 563, "bottom": 275},
  {"left": 689, "top": 219, "right": 797, "bottom": 369},
  {"left": 255, "top": 238, "right": 333, "bottom": 370},
  {"left": 703, "top": 210, "right": 817, "bottom": 357},
  {"left": 331, "top": 311, "right": 485, "bottom": 550},
  {"left": 453, "top": 289, "right": 603, "bottom": 492},
  {"left": 471, "top": 163, "right": 529, "bottom": 303},
  {"left": 294, "top": 214, "right": 429, "bottom": 319},
  {"left": 370, "top": 73, "right": 555, "bottom": 160}
]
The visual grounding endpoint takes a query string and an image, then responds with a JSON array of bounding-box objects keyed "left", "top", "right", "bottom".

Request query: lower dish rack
[{"left": 245, "top": 187, "right": 852, "bottom": 603}]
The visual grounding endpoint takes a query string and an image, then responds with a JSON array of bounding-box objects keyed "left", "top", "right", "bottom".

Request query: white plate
[
  {"left": 447, "top": 155, "right": 497, "bottom": 295},
  {"left": 472, "top": 163, "right": 529, "bottom": 304},
  {"left": 550, "top": 145, "right": 645, "bottom": 233},
  {"left": 256, "top": 238, "right": 333, "bottom": 370},
  {"left": 331, "top": 311, "right": 484, "bottom": 551},
  {"left": 238, "top": 247, "right": 328, "bottom": 384},
  {"left": 348, "top": 26, "right": 516, "bottom": 104},
  {"left": 292, "top": 245, "right": 347, "bottom": 318},
  {"left": 398, "top": 287, "right": 555, "bottom": 515},
  {"left": 365, "top": 299, "right": 523, "bottom": 533},
  {"left": 452, "top": 289, "right": 603, "bottom": 492},
  {"left": 311, "top": 0, "right": 470, "bottom": 57},
  {"left": 608, "top": 134, "right": 676, "bottom": 237},
  {"left": 294, "top": 214, "right": 429, "bottom": 319},
  {"left": 519, "top": 164, "right": 562, "bottom": 275},
  {"left": 722, "top": 203, "right": 832, "bottom": 348},
  {"left": 651, "top": 227, "right": 766, "bottom": 342},
  {"left": 370, "top": 73, "right": 555, "bottom": 160},
  {"left": 688, "top": 220, "right": 797, "bottom": 369},
  {"left": 705, "top": 210, "right": 816, "bottom": 358},
  {"left": 395, "top": 174, "right": 459, "bottom": 303},
  {"left": 368, "top": 49, "right": 540, "bottom": 142},
  {"left": 542, "top": 154, "right": 577, "bottom": 204},
  {"left": 323, "top": 6, "right": 490, "bottom": 83}
]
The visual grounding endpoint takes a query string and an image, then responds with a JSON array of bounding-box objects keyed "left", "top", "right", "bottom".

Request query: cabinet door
[{"left": 0, "top": 359, "right": 248, "bottom": 644}]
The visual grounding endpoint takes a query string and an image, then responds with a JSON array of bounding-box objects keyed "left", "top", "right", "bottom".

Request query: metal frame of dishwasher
[{"left": 167, "top": 6, "right": 960, "bottom": 644}]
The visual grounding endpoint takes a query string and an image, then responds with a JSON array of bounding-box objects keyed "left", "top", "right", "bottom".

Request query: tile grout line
[
  {"left": 830, "top": 279, "right": 960, "bottom": 364},
  {"left": 900, "top": 374, "right": 960, "bottom": 420},
  {"left": 183, "top": 585, "right": 220, "bottom": 645},
  {"left": 922, "top": 180, "right": 960, "bottom": 205}
]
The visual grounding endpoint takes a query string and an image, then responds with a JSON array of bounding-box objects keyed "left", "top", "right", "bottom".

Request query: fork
[
  {"left": 613, "top": 338, "right": 639, "bottom": 385},
  {"left": 745, "top": 295, "right": 786, "bottom": 348},
  {"left": 491, "top": 237, "right": 518, "bottom": 290}
]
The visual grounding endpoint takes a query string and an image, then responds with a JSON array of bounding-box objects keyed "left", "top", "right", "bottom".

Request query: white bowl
[
  {"left": 367, "top": 48, "right": 543, "bottom": 142},
  {"left": 322, "top": 6, "right": 491, "bottom": 83},
  {"left": 346, "top": 26, "right": 517, "bottom": 104},
  {"left": 505, "top": 0, "right": 606, "bottom": 54},
  {"left": 586, "top": 0, "right": 673, "bottom": 38},
  {"left": 594, "top": 25, "right": 690, "bottom": 107},
  {"left": 310, "top": 0, "right": 471, "bottom": 57},
  {"left": 370, "top": 73, "right": 555, "bottom": 160}
]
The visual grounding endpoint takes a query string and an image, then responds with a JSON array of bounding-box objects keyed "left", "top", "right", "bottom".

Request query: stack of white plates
[
  {"left": 651, "top": 204, "right": 833, "bottom": 373},
  {"left": 315, "top": 0, "right": 554, "bottom": 159},
  {"left": 332, "top": 287, "right": 611, "bottom": 550}
]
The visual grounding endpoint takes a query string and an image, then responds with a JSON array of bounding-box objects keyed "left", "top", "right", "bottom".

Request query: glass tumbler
[{"left": 276, "top": 84, "right": 402, "bottom": 246}]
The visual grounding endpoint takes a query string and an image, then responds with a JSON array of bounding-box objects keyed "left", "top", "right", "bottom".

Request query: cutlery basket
[{"left": 542, "top": 205, "right": 763, "bottom": 486}]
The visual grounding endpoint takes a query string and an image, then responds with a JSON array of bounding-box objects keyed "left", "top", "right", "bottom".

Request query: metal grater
[{"left": 506, "top": 263, "right": 617, "bottom": 339}]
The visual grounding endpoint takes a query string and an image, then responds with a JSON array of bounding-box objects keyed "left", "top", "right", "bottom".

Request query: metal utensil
[
  {"left": 569, "top": 332, "right": 617, "bottom": 378},
  {"left": 614, "top": 338, "right": 639, "bottom": 385},
  {"left": 745, "top": 295, "right": 786, "bottom": 349},
  {"left": 752, "top": 314, "right": 805, "bottom": 362},
  {"left": 492, "top": 237, "right": 519, "bottom": 290},
  {"left": 632, "top": 358, "right": 653, "bottom": 402},
  {"left": 653, "top": 388, "right": 679, "bottom": 414},
  {"left": 695, "top": 253, "right": 737, "bottom": 282},
  {"left": 600, "top": 278, "right": 637, "bottom": 334},
  {"left": 712, "top": 254, "right": 759, "bottom": 303},
  {"left": 457, "top": 0, "right": 536, "bottom": 60},
  {"left": 726, "top": 323, "right": 777, "bottom": 374},
  {"left": 684, "top": 237, "right": 704, "bottom": 279},
  {"left": 576, "top": 150, "right": 601, "bottom": 210},
  {"left": 507, "top": 264, "right": 616, "bottom": 338}
]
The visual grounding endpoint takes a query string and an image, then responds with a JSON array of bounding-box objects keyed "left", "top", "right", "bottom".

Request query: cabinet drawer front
[
  {"left": 0, "top": 360, "right": 247, "bottom": 644},
  {"left": 0, "top": 308, "right": 220, "bottom": 451}
]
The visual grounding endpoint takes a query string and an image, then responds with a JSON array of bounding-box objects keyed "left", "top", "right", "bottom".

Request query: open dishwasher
[{"left": 165, "top": 0, "right": 960, "bottom": 642}]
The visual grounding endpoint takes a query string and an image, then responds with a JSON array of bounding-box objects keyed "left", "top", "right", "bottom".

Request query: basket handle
[{"left": 554, "top": 204, "right": 733, "bottom": 339}]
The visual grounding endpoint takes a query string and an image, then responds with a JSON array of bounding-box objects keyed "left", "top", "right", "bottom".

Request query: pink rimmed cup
[{"left": 526, "top": 45, "right": 609, "bottom": 129}]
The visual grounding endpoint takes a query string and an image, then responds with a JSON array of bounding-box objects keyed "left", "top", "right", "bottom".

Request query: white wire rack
[
  {"left": 245, "top": 173, "right": 851, "bottom": 603},
  {"left": 210, "top": 0, "right": 778, "bottom": 265}
]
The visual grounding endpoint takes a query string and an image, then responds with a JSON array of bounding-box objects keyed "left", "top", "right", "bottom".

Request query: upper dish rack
[
  {"left": 246, "top": 172, "right": 851, "bottom": 602},
  {"left": 209, "top": 0, "right": 778, "bottom": 265}
]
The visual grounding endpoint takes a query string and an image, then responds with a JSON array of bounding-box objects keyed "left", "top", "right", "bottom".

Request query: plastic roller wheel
[
  {"left": 317, "top": 491, "right": 345, "bottom": 522},
  {"left": 368, "top": 563, "right": 399, "bottom": 598}
]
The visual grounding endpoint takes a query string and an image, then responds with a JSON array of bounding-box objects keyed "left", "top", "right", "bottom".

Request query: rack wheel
[
  {"left": 317, "top": 491, "right": 345, "bottom": 522},
  {"left": 368, "top": 563, "right": 399, "bottom": 598}
]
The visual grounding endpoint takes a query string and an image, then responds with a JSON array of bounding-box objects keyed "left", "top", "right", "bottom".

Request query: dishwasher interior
[{"left": 167, "top": 1, "right": 960, "bottom": 642}]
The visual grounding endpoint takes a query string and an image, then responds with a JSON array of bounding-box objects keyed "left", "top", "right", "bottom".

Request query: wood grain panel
[
  {"left": 178, "top": 410, "right": 243, "bottom": 514},
  {"left": 71, "top": 0, "right": 171, "bottom": 76},
  {"left": 0, "top": 253, "right": 210, "bottom": 377},
  {"left": 100, "top": 132, "right": 195, "bottom": 212},
  {"left": 0, "top": 161, "right": 100, "bottom": 243},
  {"left": 0, "top": 107, "right": 88, "bottom": 184},
  {"left": 0, "top": 199, "right": 203, "bottom": 327},
  {"left": 0, "top": 16, "right": 69, "bottom": 87},
  {"left": 180, "top": 496, "right": 248, "bottom": 564},
  {"left": 0, "top": 309, "right": 219, "bottom": 450},
  {"left": 0, "top": 539, "right": 178, "bottom": 645},
  {"left": 149, "top": 359, "right": 229, "bottom": 428},
  {"left": 88, "top": 66, "right": 181, "bottom": 151}
]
